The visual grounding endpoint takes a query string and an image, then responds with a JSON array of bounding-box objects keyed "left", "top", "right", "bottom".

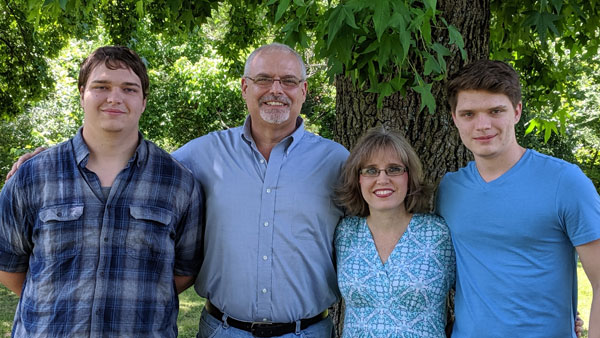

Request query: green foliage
[
  {"left": 490, "top": 0, "right": 600, "bottom": 140},
  {"left": 269, "top": 0, "right": 466, "bottom": 112}
]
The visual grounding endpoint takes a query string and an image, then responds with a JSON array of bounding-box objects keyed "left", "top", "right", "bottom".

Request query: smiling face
[
  {"left": 241, "top": 49, "right": 307, "bottom": 134},
  {"left": 359, "top": 149, "right": 409, "bottom": 216},
  {"left": 80, "top": 63, "right": 146, "bottom": 137},
  {"left": 452, "top": 89, "right": 522, "bottom": 163}
]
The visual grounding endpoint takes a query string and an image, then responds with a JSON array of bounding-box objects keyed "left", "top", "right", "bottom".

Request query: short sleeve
[{"left": 556, "top": 164, "right": 600, "bottom": 246}]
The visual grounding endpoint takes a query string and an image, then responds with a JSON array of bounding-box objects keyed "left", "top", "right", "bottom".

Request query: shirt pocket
[
  {"left": 36, "top": 204, "right": 84, "bottom": 259},
  {"left": 127, "top": 205, "right": 175, "bottom": 260}
]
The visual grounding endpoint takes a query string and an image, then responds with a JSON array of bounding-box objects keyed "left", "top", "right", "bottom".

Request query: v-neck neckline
[{"left": 363, "top": 216, "right": 413, "bottom": 269}]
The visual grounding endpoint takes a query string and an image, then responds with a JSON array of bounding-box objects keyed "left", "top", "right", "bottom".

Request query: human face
[
  {"left": 452, "top": 90, "right": 522, "bottom": 162},
  {"left": 80, "top": 63, "right": 146, "bottom": 136},
  {"left": 241, "top": 50, "right": 307, "bottom": 131},
  {"left": 359, "top": 150, "right": 409, "bottom": 215}
]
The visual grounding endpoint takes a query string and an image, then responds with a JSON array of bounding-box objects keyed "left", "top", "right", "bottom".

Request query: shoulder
[
  {"left": 335, "top": 216, "right": 363, "bottom": 237},
  {"left": 300, "top": 132, "right": 349, "bottom": 155},
  {"left": 526, "top": 150, "right": 590, "bottom": 185},
  {"left": 173, "top": 126, "right": 243, "bottom": 160},
  {"left": 412, "top": 213, "right": 450, "bottom": 232}
]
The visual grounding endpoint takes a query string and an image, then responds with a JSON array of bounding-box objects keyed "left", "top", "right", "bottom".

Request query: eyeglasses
[
  {"left": 359, "top": 166, "right": 408, "bottom": 177},
  {"left": 245, "top": 76, "right": 304, "bottom": 89}
]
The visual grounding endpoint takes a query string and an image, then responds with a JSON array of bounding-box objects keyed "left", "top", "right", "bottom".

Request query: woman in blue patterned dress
[{"left": 335, "top": 127, "right": 455, "bottom": 338}]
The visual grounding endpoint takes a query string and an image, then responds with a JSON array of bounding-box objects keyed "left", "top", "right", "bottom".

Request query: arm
[
  {"left": 576, "top": 238, "right": 600, "bottom": 338},
  {"left": 5, "top": 146, "right": 46, "bottom": 182},
  {"left": 174, "top": 275, "right": 195, "bottom": 294},
  {"left": 0, "top": 271, "right": 26, "bottom": 296}
]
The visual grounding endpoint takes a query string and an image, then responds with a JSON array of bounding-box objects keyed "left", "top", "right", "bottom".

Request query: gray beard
[{"left": 259, "top": 109, "right": 290, "bottom": 124}]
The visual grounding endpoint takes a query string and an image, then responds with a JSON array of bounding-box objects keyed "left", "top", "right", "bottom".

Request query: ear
[
  {"left": 79, "top": 86, "right": 85, "bottom": 105},
  {"left": 514, "top": 101, "right": 522, "bottom": 123},
  {"left": 241, "top": 77, "right": 248, "bottom": 100},
  {"left": 451, "top": 110, "right": 458, "bottom": 126},
  {"left": 300, "top": 80, "right": 308, "bottom": 103}
]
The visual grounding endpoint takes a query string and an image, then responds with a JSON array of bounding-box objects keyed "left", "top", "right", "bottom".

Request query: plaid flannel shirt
[{"left": 0, "top": 129, "right": 203, "bottom": 337}]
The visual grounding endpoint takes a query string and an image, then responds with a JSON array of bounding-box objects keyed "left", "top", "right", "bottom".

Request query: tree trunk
[{"left": 331, "top": 0, "right": 490, "bottom": 336}]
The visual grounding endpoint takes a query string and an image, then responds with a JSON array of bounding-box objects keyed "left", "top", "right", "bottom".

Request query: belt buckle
[{"left": 250, "top": 321, "right": 276, "bottom": 337}]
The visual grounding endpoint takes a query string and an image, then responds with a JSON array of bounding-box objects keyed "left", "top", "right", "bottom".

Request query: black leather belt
[{"left": 204, "top": 300, "right": 328, "bottom": 337}]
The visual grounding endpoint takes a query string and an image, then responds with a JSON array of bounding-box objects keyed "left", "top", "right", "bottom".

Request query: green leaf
[
  {"left": 59, "top": 0, "right": 67, "bottom": 10},
  {"left": 390, "top": 76, "right": 408, "bottom": 91},
  {"left": 447, "top": 25, "right": 466, "bottom": 60},
  {"left": 413, "top": 82, "right": 436, "bottom": 114},
  {"left": 424, "top": 53, "right": 440, "bottom": 75},
  {"left": 423, "top": 0, "right": 437, "bottom": 13},
  {"left": 275, "top": 0, "right": 291, "bottom": 23},
  {"left": 432, "top": 43, "right": 451, "bottom": 73},
  {"left": 373, "top": 1, "right": 390, "bottom": 41},
  {"left": 342, "top": 6, "right": 359, "bottom": 29},
  {"left": 378, "top": 36, "right": 392, "bottom": 72},
  {"left": 136, "top": 1, "right": 144, "bottom": 18},
  {"left": 421, "top": 19, "right": 431, "bottom": 45},
  {"left": 550, "top": 0, "right": 563, "bottom": 12},
  {"left": 326, "top": 6, "right": 345, "bottom": 48},
  {"left": 293, "top": 0, "right": 305, "bottom": 6}
]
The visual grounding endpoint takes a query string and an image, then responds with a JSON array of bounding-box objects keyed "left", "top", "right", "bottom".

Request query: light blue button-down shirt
[{"left": 172, "top": 116, "right": 349, "bottom": 322}]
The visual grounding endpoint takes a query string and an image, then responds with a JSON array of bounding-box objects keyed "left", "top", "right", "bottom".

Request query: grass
[{"left": 0, "top": 265, "right": 593, "bottom": 337}]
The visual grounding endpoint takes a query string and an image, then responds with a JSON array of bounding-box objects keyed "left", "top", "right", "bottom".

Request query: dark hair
[
  {"left": 336, "top": 126, "right": 432, "bottom": 217},
  {"left": 78, "top": 46, "right": 149, "bottom": 98},
  {"left": 447, "top": 59, "right": 521, "bottom": 112}
]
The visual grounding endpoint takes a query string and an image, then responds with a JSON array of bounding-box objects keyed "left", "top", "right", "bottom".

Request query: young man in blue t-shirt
[{"left": 437, "top": 60, "right": 600, "bottom": 338}]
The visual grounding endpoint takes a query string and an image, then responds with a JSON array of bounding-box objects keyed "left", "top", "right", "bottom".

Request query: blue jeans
[{"left": 196, "top": 308, "right": 335, "bottom": 338}]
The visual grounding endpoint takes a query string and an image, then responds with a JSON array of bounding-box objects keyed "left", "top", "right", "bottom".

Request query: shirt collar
[
  {"left": 241, "top": 115, "right": 306, "bottom": 152},
  {"left": 72, "top": 127, "right": 147, "bottom": 168}
]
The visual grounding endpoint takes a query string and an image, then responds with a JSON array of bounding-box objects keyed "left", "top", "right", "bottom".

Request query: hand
[
  {"left": 5, "top": 146, "right": 46, "bottom": 182},
  {"left": 576, "top": 311, "right": 585, "bottom": 338}
]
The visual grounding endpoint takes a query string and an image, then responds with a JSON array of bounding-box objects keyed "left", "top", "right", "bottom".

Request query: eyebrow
[
  {"left": 253, "top": 73, "right": 300, "bottom": 79},
  {"left": 90, "top": 80, "right": 141, "bottom": 87}
]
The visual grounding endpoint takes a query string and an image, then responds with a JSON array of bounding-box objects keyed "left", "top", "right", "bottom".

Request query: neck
[
  {"left": 367, "top": 207, "right": 412, "bottom": 231},
  {"left": 475, "top": 145, "right": 526, "bottom": 182},
  {"left": 250, "top": 118, "right": 297, "bottom": 161},
  {"left": 82, "top": 126, "right": 139, "bottom": 187}
]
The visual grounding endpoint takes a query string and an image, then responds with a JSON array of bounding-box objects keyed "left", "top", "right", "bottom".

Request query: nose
[
  {"left": 474, "top": 113, "right": 491, "bottom": 130},
  {"left": 375, "top": 171, "right": 392, "bottom": 182},
  {"left": 106, "top": 88, "right": 124, "bottom": 104},
  {"left": 268, "top": 79, "right": 285, "bottom": 94}
]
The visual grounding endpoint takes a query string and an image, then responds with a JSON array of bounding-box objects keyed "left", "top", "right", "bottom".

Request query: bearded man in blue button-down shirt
[
  {"left": 0, "top": 46, "right": 203, "bottom": 337},
  {"left": 172, "top": 43, "right": 349, "bottom": 338}
]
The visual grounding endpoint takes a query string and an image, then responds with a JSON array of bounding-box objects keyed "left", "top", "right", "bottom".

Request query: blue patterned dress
[{"left": 335, "top": 213, "right": 455, "bottom": 338}]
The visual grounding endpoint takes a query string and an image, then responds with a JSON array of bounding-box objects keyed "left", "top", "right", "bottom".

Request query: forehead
[
  {"left": 363, "top": 147, "right": 403, "bottom": 165},
  {"left": 248, "top": 50, "right": 302, "bottom": 77},
  {"left": 456, "top": 90, "right": 513, "bottom": 109},
  {"left": 86, "top": 62, "right": 141, "bottom": 86}
]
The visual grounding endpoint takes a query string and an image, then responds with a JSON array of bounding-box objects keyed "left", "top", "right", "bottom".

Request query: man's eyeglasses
[
  {"left": 245, "top": 76, "right": 304, "bottom": 89},
  {"left": 359, "top": 166, "right": 408, "bottom": 177}
]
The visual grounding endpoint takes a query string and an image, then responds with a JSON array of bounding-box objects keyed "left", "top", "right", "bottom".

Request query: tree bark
[{"left": 331, "top": 0, "right": 490, "bottom": 336}]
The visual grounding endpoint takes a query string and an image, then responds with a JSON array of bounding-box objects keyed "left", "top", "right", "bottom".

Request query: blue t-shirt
[
  {"left": 335, "top": 214, "right": 455, "bottom": 338},
  {"left": 436, "top": 149, "right": 600, "bottom": 337}
]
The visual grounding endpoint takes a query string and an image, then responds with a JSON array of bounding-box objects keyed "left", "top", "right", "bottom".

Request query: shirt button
[
  {"left": 262, "top": 318, "right": 268, "bottom": 322},
  {"left": 262, "top": 255, "right": 268, "bottom": 261},
  {"left": 260, "top": 159, "right": 265, "bottom": 164},
  {"left": 262, "top": 288, "right": 267, "bottom": 294},
  {"left": 263, "top": 222, "right": 269, "bottom": 227},
  {"left": 103, "top": 237, "right": 108, "bottom": 242},
  {"left": 266, "top": 188, "right": 271, "bottom": 193}
]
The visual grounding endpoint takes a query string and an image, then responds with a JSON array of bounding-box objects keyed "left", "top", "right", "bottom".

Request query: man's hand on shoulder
[{"left": 5, "top": 146, "right": 46, "bottom": 182}]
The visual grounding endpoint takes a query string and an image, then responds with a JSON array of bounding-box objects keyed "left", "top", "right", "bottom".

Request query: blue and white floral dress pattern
[{"left": 335, "top": 213, "right": 455, "bottom": 338}]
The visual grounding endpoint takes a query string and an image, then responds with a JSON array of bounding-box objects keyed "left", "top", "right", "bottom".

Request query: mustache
[{"left": 259, "top": 95, "right": 291, "bottom": 105}]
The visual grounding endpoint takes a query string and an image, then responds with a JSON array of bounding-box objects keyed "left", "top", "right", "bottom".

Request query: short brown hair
[
  {"left": 336, "top": 126, "right": 432, "bottom": 217},
  {"left": 78, "top": 46, "right": 149, "bottom": 99},
  {"left": 447, "top": 60, "right": 521, "bottom": 112}
]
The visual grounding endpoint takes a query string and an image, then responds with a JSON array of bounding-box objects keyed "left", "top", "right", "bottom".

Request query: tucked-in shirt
[
  {"left": 437, "top": 149, "right": 600, "bottom": 337},
  {"left": 335, "top": 214, "right": 455, "bottom": 338},
  {"left": 172, "top": 116, "right": 349, "bottom": 322},
  {"left": 0, "top": 129, "right": 203, "bottom": 337}
]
